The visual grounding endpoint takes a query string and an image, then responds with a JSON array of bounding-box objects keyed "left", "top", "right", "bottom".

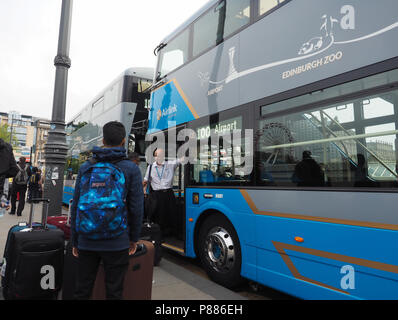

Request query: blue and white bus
[
  {"left": 63, "top": 67, "right": 153, "bottom": 204},
  {"left": 147, "top": 0, "right": 398, "bottom": 299}
]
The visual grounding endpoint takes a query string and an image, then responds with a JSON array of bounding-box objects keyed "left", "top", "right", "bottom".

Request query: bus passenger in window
[
  {"left": 143, "top": 148, "right": 183, "bottom": 239},
  {"left": 353, "top": 153, "right": 379, "bottom": 188},
  {"left": 292, "top": 150, "right": 324, "bottom": 187}
]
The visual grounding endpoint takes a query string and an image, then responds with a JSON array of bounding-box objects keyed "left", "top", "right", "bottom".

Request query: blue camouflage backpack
[{"left": 76, "top": 158, "right": 127, "bottom": 240}]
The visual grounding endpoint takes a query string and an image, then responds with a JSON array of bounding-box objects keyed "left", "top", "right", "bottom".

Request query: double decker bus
[
  {"left": 147, "top": 0, "right": 398, "bottom": 299},
  {"left": 63, "top": 67, "right": 153, "bottom": 204}
]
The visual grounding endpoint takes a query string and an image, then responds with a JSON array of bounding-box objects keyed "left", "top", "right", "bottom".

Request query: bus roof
[
  {"left": 159, "top": 0, "right": 216, "bottom": 44},
  {"left": 124, "top": 67, "right": 154, "bottom": 81},
  {"left": 67, "top": 67, "right": 153, "bottom": 124}
]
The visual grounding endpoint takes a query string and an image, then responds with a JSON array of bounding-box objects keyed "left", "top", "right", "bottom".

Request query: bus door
[{"left": 162, "top": 125, "right": 187, "bottom": 254}]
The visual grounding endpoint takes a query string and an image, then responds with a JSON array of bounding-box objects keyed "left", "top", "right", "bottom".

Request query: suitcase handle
[
  {"left": 131, "top": 243, "right": 147, "bottom": 258},
  {"left": 29, "top": 198, "right": 50, "bottom": 228}
]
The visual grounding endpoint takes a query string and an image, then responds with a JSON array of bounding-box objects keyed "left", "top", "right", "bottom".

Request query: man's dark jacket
[
  {"left": 70, "top": 146, "right": 144, "bottom": 251},
  {"left": 0, "top": 138, "right": 18, "bottom": 178},
  {"left": 0, "top": 138, "right": 18, "bottom": 196}
]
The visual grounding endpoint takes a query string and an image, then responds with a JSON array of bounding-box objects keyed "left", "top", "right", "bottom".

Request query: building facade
[{"left": 0, "top": 111, "right": 50, "bottom": 167}]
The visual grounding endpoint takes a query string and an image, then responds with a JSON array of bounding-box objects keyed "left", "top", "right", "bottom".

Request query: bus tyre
[{"left": 198, "top": 215, "right": 244, "bottom": 289}]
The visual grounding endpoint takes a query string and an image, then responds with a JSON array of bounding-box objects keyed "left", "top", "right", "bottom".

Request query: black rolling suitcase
[
  {"left": 1, "top": 199, "right": 65, "bottom": 300},
  {"left": 140, "top": 222, "right": 162, "bottom": 266}
]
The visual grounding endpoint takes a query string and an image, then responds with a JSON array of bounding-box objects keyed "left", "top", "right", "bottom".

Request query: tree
[{"left": 0, "top": 123, "right": 18, "bottom": 147}]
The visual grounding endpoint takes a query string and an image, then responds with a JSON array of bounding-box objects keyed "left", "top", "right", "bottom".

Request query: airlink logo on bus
[{"left": 157, "top": 104, "right": 178, "bottom": 121}]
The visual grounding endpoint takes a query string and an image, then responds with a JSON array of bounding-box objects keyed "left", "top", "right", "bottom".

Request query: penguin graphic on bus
[{"left": 298, "top": 14, "right": 339, "bottom": 55}]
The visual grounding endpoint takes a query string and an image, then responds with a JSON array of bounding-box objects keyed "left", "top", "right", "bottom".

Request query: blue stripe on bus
[
  {"left": 185, "top": 188, "right": 398, "bottom": 300},
  {"left": 63, "top": 186, "right": 75, "bottom": 205}
]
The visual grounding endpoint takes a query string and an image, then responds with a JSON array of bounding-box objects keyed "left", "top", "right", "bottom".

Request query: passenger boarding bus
[
  {"left": 147, "top": 0, "right": 398, "bottom": 299},
  {"left": 63, "top": 67, "right": 153, "bottom": 204}
]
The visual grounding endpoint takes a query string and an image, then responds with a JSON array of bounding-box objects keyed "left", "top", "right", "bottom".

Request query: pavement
[{"left": 0, "top": 202, "right": 246, "bottom": 300}]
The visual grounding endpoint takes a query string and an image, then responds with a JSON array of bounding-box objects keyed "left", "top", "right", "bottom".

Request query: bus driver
[{"left": 143, "top": 148, "right": 183, "bottom": 239}]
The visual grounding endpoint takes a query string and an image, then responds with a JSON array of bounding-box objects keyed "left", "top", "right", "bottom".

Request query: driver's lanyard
[{"left": 155, "top": 165, "right": 165, "bottom": 181}]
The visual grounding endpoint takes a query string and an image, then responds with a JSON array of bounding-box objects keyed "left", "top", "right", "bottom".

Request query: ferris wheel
[{"left": 257, "top": 122, "right": 294, "bottom": 165}]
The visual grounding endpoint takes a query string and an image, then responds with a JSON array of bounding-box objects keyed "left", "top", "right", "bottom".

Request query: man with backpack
[
  {"left": 27, "top": 167, "right": 42, "bottom": 202},
  {"left": 70, "top": 121, "right": 144, "bottom": 300},
  {"left": 10, "top": 157, "right": 31, "bottom": 216}
]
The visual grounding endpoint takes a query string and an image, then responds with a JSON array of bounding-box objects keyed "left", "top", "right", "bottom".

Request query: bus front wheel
[{"left": 198, "top": 214, "right": 244, "bottom": 289}]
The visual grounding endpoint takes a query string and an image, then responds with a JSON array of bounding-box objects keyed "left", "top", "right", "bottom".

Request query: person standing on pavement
[
  {"left": 70, "top": 121, "right": 144, "bottom": 300},
  {"left": 0, "top": 137, "right": 18, "bottom": 203},
  {"left": 28, "top": 167, "right": 42, "bottom": 202},
  {"left": 142, "top": 148, "right": 182, "bottom": 238},
  {"left": 10, "top": 157, "right": 31, "bottom": 216}
]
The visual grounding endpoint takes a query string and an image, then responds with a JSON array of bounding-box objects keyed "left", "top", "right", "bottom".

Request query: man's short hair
[
  {"left": 128, "top": 152, "right": 140, "bottom": 162},
  {"left": 103, "top": 121, "right": 126, "bottom": 146},
  {"left": 19, "top": 157, "right": 26, "bottom": 164}
]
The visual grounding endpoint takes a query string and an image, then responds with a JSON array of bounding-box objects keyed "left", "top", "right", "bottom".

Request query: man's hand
[
  {"left": 129, "top": 242, "right": 138, "bottom": 256},
  {"left": 72, "top": 247, "right": 79, "bottom": 258}
]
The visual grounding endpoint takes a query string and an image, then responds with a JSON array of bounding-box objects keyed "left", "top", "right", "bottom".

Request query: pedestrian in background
[
  {"left": 70, "top": 121, "right": 144, "bottom": 300},
  {"left": 0, "top": 137, "right": 18, "bottom": 202},
  {"left": 28, "top": 167, "right": 42, "bottom": 202},
  {"left": 37, "top": 168, "right": 44, "bottom": 198},
  {"left": 10, "top": 157, "right": 31, "bottom": 216}
]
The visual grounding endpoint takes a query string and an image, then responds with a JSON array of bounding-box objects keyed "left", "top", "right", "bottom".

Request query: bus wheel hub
[{"left": 205, "top": 227, "right": 235, "bottom": 273}]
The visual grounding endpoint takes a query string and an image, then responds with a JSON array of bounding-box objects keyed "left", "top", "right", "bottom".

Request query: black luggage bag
[
  {"left": 140, "top": 222, "right": 162, "bottom": 266},
  {"left": 1, "top": 199, "right": 65, "bottom": 300}
]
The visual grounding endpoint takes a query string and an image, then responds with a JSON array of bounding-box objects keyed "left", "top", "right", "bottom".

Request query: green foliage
[
  {"left": 72, "top": 121, "right": 88, "bottom": 133},
  {"left": 0, "top": 124, "right": 19, "bottom": 147}
]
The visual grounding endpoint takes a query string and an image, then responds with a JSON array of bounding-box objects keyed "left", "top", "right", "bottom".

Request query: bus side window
[{"left": 256, "top": 89, "right": 398, "bottom": 189}]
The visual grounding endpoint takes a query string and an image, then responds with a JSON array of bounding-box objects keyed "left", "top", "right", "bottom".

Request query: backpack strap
[{"left": 147, "top": 164, "right": 153, "bottom": 193}]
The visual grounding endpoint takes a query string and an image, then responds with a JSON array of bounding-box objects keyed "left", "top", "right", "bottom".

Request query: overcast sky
[{"left": 0, "top": 0, "right": 209, "bottom": 121}]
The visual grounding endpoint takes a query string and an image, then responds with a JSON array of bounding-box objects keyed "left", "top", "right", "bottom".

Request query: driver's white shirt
[{"left": 144, "top": 159, "right": 180, "bottom": 191}]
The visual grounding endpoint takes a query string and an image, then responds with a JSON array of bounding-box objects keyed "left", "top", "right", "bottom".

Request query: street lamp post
[{"left": 43, "top": 0, "right": 73, "bottom": 216}]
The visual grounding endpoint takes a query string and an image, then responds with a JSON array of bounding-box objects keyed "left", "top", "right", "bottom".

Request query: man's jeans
[{"left": 74, "top": 249, "right": 129, "bottom": 300}]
